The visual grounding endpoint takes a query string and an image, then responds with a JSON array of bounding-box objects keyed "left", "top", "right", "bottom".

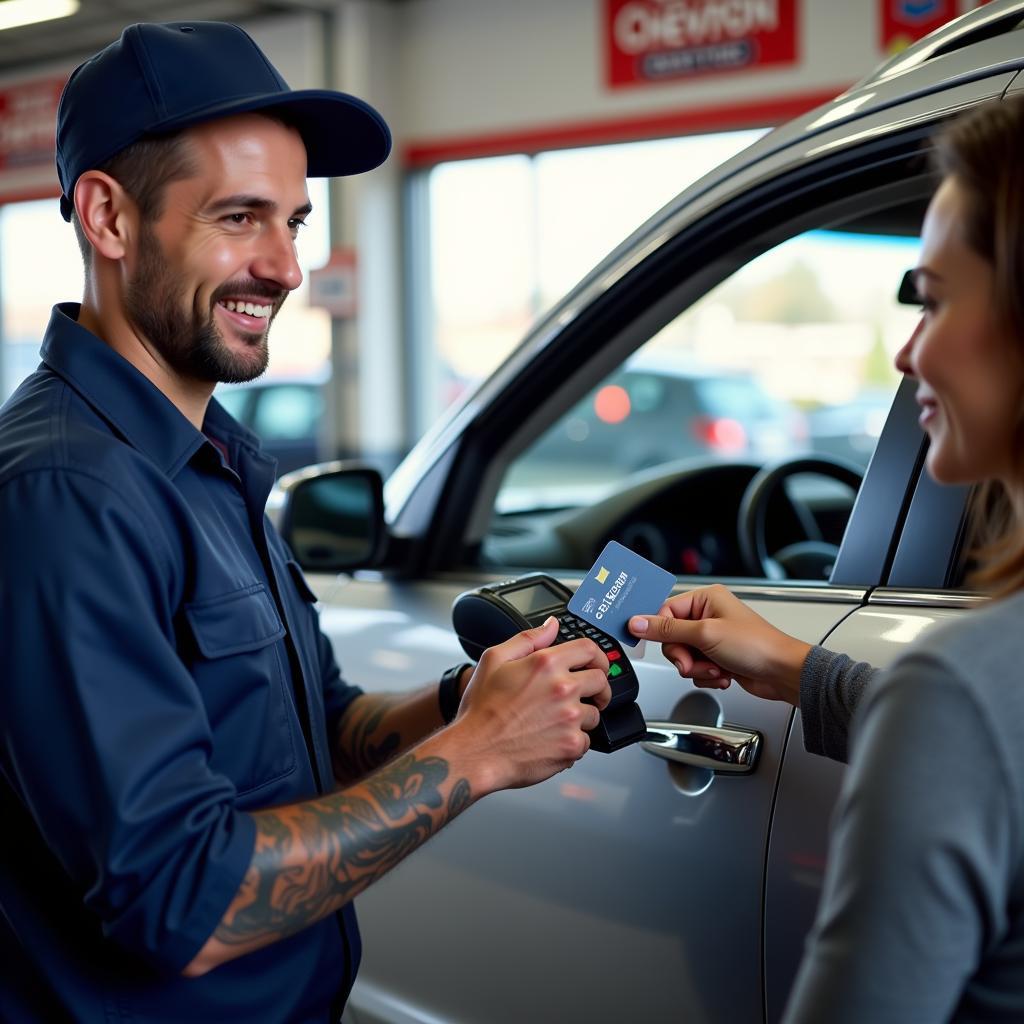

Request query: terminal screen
[{"left": 503, "top": 582, "right": 565, "bottom": 617}]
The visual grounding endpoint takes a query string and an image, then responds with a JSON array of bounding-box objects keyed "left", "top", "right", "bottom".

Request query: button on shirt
[{"left": 0, "top": 304, "right": 363, "bottom": 1022}]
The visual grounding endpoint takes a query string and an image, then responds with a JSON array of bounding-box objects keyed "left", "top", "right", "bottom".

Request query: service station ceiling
[{"left": 0, "top": 0, "right": 339, "bottom": 74}]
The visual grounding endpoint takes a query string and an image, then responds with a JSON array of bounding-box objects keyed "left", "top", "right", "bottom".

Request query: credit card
[{"left": 567, "top": 540, "right": 676, "bottom": 648}]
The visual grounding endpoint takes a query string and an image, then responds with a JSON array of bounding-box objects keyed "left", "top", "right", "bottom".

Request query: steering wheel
[{"left": 737, "top": 455, "right": 864, "bottom": 580}]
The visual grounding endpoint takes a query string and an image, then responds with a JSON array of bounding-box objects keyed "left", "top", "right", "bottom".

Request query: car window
[
  {"left": 251, "top": 385, "right": 323, "bottom": 441},
  {"left": 694, "top": 377, "right": 785, "bottom": 419},
  {"left": 485, "top": 227, "right": 921, "bottom": 579}
]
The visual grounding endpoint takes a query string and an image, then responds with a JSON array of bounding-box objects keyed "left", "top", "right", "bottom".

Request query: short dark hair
[
  {"left": 70, "top": 111, "right": 297, "bottom": 270},
  {"left": 71, "top": 131, "right": 197, "bottom": 270}
]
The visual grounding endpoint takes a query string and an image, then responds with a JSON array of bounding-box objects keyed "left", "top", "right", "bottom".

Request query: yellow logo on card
[{"left": 595, "top": 567, "right": 609, "bottom": 584}]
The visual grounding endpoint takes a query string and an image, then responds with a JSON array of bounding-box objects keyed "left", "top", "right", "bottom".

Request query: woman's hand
[{"left": 629, "top": 584, "right": 811, "bottom": 706}]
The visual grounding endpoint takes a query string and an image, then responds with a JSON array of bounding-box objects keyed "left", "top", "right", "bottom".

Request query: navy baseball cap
[{"left": 56, "top": 21, "right": 392, "bottom": 221}]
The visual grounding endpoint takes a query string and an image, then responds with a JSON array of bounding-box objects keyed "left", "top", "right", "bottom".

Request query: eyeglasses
[{"left": 897, "top": 269, "right": 920, "bottom": 306}]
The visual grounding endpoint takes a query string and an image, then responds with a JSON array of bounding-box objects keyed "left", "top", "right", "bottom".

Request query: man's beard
[{"left": 124, "top": 227, "right": 285, "bottom": 384}]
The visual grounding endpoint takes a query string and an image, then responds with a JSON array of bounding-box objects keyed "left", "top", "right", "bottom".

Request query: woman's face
[{"left": 895, "top": 176, "right": 1024, "bottom": 486}]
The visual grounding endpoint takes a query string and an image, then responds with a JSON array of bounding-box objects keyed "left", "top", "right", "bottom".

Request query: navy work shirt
[{"left": 0, "top": 304, "right": 363, "bottom": 1022}]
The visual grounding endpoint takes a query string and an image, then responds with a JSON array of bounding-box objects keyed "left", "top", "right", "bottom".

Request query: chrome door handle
[{"left": 640, "top": 721, "right": 762, "bottom": 774}]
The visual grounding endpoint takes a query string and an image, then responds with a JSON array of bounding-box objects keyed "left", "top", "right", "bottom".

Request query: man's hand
[
  {"left": 448, "top": 616, "right": 611, "bottom": 794},
  {"left": 629, "top": 584, "right": 810, "bottom": 706},
  {"left": 185, "top": 618, "right": 610, "bottom": 978}
]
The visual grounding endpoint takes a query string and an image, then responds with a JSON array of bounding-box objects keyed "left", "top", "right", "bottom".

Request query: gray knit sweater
[
  {"left": 798, "top": 644, "right": 877, "bottom": 764},
  {"left": 786, "top": 596, "right": 1024, "bottom": 1022}
]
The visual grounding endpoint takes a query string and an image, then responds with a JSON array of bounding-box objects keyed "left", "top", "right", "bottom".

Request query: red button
[{"left": 608, "top": 650, "right": 621, "bottom": 662}]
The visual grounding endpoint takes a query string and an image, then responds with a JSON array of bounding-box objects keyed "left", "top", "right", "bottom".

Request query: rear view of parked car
[
  {"left": 216, "top": 377, "right": 326, "bottom": 476},
  {"left": 524, "top": 356, "right": 806, "bottom": 474}
]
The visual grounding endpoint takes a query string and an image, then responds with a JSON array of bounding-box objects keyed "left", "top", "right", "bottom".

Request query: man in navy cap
[{"left": 0, "top": 22, "right": 610, "bottom": 1022}]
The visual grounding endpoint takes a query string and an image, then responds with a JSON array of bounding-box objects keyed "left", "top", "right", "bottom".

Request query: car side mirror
[{"left": 277, "top": 463, "right": 386, "bottom": 573}]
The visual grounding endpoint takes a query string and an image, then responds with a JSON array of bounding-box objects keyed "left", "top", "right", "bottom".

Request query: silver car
[{"left": 280, "top": 5, "right": 1022, "bottom": 1021}]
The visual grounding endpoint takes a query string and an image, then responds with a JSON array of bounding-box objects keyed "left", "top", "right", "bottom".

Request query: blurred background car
[
  {"left": 805, "top": 389, "right": 893, "bottom": 467},
  {"left": 525, "top": 354, "right": 807, "bottom": 475},
  {"left": 215, "top": 375, "right": 327, "bottom": 476}
]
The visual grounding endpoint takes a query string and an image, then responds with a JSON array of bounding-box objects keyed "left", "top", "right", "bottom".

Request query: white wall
[
  {"left": 247, "top": 12, "right": 326, "bottom": 91},
  {"left": 0, "top": 1, "right": 994, "bottom": 151},
  {"left": 391, "top": 0, "right": 988, "bottom": 154}
]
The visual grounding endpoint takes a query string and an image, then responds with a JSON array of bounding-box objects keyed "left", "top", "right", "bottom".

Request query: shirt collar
[{"left": 40, "top": 302, "right": 263, "bottom": 478}]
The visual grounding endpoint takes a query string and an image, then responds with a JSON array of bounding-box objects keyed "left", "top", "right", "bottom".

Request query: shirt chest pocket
[{"left": 184, "top": 584, "right": 297, "bottom": 796}]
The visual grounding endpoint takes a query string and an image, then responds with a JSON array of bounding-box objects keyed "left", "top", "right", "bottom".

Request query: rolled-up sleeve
[{"left": 0, "top": 467, "right": 255, "bottom": 972}]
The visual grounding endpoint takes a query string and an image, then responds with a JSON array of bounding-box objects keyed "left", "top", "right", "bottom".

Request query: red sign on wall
[
  {"left": 0, "top": 76, "right": 64, "bottom": 203},
  {"left": 605, "top": 0, "right": 798, "bottom": 89},
  {"left": 879, "top": 0, "right": 957, "bottom": 55}
]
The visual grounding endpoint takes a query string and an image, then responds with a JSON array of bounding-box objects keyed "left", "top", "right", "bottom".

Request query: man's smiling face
[{"left": 123, "top": 112, "right": 311, "bottom": 384}]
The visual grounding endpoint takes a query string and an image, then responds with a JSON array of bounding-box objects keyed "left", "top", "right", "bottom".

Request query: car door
[
  {"left": 325, "top": 56, "right": 1019, "bottom": 1024},
  {"left": 323, "top": 576, "right": 857, "bottom": 1024},
  {"left": 764, "top": 459, "right": 978, "bottom": 1022}
]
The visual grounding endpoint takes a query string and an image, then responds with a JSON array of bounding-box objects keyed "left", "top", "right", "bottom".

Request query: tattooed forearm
[
  {"left": 331, "top": 695, "right": 402, "bottom": 783},
  {"left": 332, "top": 682, "right": 461, "bottom": 785},
  {"left": 213, "top": 752, "right": 471, "bottom": 951},
  {"left": 447, "top": 778, "right": 471, "bottom": 817}
]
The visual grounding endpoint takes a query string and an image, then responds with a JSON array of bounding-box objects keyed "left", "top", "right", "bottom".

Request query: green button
[{"left": 608, "top": 663, "right": 622, "bottom": 678}]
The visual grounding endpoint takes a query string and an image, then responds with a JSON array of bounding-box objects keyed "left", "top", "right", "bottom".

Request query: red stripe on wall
[
  {"left": 403, "top": 86, "right": 848, "bottom": 166},
  {"left": 0, "top": 183, "right": 60, "bottom": 207}
]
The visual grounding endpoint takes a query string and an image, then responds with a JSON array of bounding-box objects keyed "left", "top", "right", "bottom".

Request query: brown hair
[
  {"left": 932, "top": 95, "right": 1024, "bottom": 594},
  {"left": 71, "top": 132, "right": 197, "bottom": 271}
]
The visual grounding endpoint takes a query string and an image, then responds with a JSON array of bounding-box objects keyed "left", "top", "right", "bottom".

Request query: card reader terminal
[{"left": 451, "top": 573, "right": 647, "bottom": 752}]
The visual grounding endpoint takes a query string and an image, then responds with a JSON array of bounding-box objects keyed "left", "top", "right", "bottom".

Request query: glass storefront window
[
  {"left": 0, "top": 198, "right": 81, "bottom": 401},
  {"left": 421, "top": 129, "right": 769, "bottom": 431},
  {"left": 0, "top": 178, "right": 331, "bottom": 403}
]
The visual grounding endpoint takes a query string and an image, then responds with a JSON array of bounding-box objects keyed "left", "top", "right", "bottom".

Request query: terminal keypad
[{"left": 554, "top": 612, "right": 636, "bottom": 703}]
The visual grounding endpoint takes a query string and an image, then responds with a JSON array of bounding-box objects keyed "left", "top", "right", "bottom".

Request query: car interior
[{"left": 477, "top": 186, "right": 938, "bottom": 586}]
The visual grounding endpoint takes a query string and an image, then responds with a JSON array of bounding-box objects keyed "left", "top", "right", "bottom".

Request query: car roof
[{"left": 622, "top": 352, "right": 759, "bottom": 383}]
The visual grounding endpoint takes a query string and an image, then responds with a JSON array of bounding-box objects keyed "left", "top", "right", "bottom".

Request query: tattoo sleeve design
[
  {"left": 331, "top": 695, "right": 401, "bottom": 784},
  {"left": 214, "top": 752, "right": 469, "bottom": 950},
  {"left": 447, "top": 778, "right": 471, "bottom": 818}
]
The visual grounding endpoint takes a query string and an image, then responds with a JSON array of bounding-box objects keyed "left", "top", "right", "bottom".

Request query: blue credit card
[{"left": 567, "top": 540, "right": 676, "bottom": 647}]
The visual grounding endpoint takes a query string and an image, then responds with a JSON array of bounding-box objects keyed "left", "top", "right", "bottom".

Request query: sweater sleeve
[
  {"left": 783, "top": 654, "right": 1018, "bottom": 1024},
  {"left": 799, "top": 645, "right": 879, "bottom": 763}
]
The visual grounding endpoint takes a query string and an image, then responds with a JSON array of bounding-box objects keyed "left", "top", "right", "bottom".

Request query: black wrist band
[{"left": 439, "top": 662, "right": 472, "bottom": 725}]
